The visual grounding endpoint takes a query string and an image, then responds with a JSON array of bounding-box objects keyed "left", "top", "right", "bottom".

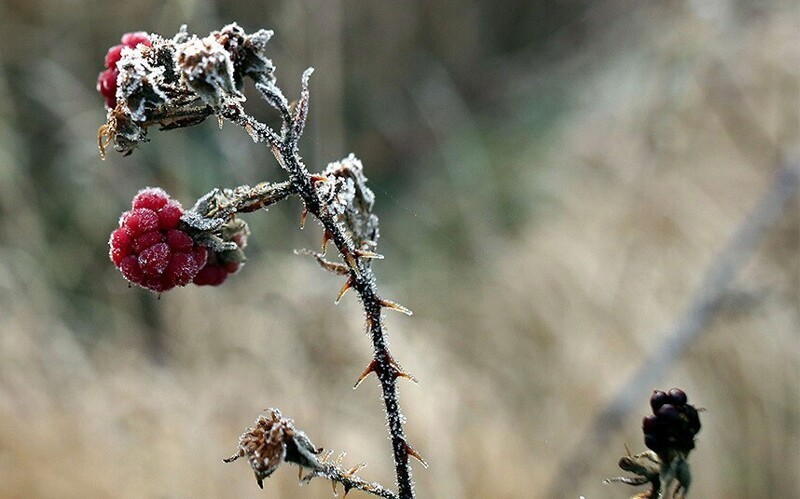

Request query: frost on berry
[
  {"left": 97, "top": 32, "right": 153, "bottom": 111},
  {"left": 122, "top": 208, "right": 159, "bottom": 237},
  {"left": 110, "top": 188, "right": 207, "bottom": 293},
  {"left": 132, "top": 187, "right": 169, "bottom": 211},
  {"left": 121, "top": 32, "right": 151, "bottom": 48},
  {"left": 165, "top": 251, "right": 200, "bottom": 286},
  {"left": 133, "top": 230, "right": 164, "bottom": 252},
  {"left": 104, "top": 45, "right": 125, "bottom": 69},
  {"left": 158, "top": 202, "right": 184, "bottom": 230},
  {"left": 138, "top": 242, "right": 171, "bottom": 275}
]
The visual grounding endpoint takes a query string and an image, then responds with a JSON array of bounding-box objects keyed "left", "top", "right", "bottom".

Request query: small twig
[
  {"left": 303, "top": 463, "right": 399, "bottom": 499},
  {"left": 214, "top": 181, "right": 296, "bottom": 216},
  {"left": 546, "top": 163, "right": 799, "bottom": 497},
  {"left": 226, "top": 408, "right": 397, "bottom": 498}
]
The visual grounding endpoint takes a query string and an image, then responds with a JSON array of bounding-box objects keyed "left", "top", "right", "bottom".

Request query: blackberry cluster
[
  {"left": 97, "top": 32, "right": 151, "bottom": 108},
  {"left": 643, "top": 388, "right": 701, "bottom": 456},
  {"left": 109, "top": 188, "right": 208, "bottom": 293}
]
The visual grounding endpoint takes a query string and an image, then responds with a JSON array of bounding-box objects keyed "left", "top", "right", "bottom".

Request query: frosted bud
[{"left": 176, "top": 35, "right": 243, "bottom": 109}]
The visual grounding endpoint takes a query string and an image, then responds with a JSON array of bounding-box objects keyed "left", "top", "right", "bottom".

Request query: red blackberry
[
  {"left": 97, "top": 32, "right": 152, "bottom": 108},
  {"left": 110, "top": 188, "right": 206, "bottom": 293}
]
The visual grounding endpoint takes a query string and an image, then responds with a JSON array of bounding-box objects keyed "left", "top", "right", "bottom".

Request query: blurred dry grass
[{"left": 0, "top": 1, "right": 797, "bottom": 498}]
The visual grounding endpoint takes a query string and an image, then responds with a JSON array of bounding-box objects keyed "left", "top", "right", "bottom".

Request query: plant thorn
[
  {"left": 353, "top": 359, "right": 378, "bottom": 388},
  {"left": 336, "top": 277, "right": 354, "bottom": 304},
  {"left": 322, "top": 230, "right": 332, "bottom": 254},
  {"left": 406, "top": 443, "right": 428, "bottom": 469},
  {"left": 379, "top": 299, "right": 413, "bottom": 316},
  {"left": 354, "top": 249, "right": 384, "bottom": 260},
  {"left": 300, "top": 206, "right": 308, "bottom": 229}
]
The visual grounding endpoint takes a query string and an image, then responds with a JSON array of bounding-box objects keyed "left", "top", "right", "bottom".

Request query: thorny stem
[
  {"left": 220, "top": 74, "right": 418, "bottom": 498},
  {"left": 271, "top": 116, "right": 416, "bottom": 499}
]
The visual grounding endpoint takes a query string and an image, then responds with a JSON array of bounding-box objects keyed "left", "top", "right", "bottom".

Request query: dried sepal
[
  {"left": 294, "top": 249, "right": 350, "bottom": 275},
  {"left": 213, "top": 24, "right": 276, "bottom": 82},
  {"left": 290, "top": 68, "right": 314, "bottom": 142},
  {"left": 181, "top": 211, "right": 226, "bottom": 232},
  {"left": 115, "top": 40, "right": 170, "bottom": 121},
  {"left": 318, "top": 154, "right": 380, "bottom": 250},
  {"left": 193, "top": 234, "right": 238, "bottom": 253},
  {"left": 176, "top": 34, "right": 243, "bottom": 109},
  {"left": 97, "top": 122, "right": 113, "bottom": 159},
  {"left": 255, "top": 78, "right": 291, "bottom": 121},
  {"left": 604, "top": 447, "right": 660, "bottom": 488}
]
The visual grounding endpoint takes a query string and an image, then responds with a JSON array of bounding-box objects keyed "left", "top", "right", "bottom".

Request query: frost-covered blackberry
[{"left": 110, "top": 188, "right": 208, "bottom": 293}]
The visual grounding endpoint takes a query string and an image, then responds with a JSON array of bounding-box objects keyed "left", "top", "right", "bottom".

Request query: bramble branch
[{"left": 98, "top": 24, "right": 422, "bottom": 497}]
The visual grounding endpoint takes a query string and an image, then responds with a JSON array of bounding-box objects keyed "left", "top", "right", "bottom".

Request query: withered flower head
[
  {"left": 97, "top": 24, "right": 276, "bottom": 157},
  {"left": 318, "top": 154, "right": 380, "bottom": 250},
  {"left": 224, "top": 408, "right": 322, "bottom": 488},
  {"left": 176, "top": 34, "right": 242, "bottom": 109}
]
